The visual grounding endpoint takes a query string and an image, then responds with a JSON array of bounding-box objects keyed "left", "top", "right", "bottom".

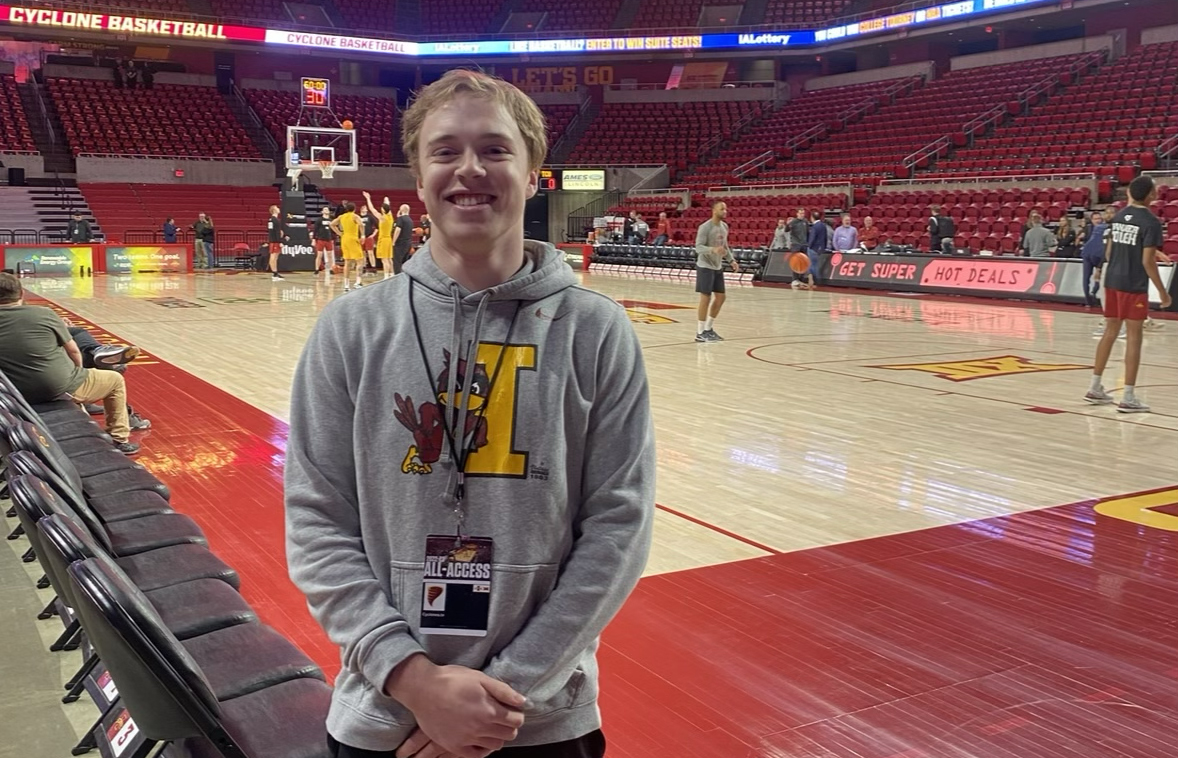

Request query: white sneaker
[
  {"left": 1084, "top": 388, "right": 1115, "bottom": 405},
  {"left": 1117, "top": 398, "right": 1151, "bottom": 413},
  {"left": 1143, "top": 319, "right": 1163, "bottom": 331}
]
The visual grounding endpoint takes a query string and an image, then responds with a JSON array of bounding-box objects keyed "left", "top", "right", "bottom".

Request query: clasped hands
[{"left": 386, "top": 654, "right": 526, "bottom": 758}]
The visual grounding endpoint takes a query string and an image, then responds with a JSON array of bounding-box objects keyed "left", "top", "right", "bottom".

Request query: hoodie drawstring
[{"left": 408, "top": 278, "right": 523, "bottom": 536}]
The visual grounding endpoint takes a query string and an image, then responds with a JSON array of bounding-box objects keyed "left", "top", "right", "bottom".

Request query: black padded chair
[
  {"left": 34, "top": 510, "right": 256, "bottom": 642},
  {"left": 67, "top": 556, "right": 332, "bottom": 758},
  {"left": 6, "top": 447, "right": 173, "bottom": 523},
  {"left": 0, "top": 407, "right": 113, "bottom": 458},
  {"left": 6, "top": 418, "right": 171, "bottom": 502},
  {"left": 7, "top": 418, "right": 139, "bottom": 479},
  {"left": 6, "top": 466, "right": 238, "bottom": 592},
  {"left": 0, "top": 392, "right": 112, "bottom": 444},
  {"left": 33, "top": 509, "right": 256, "bottom": 704},
  {"left": 7, "top": 464, "right": 206, "bottom": 557}
]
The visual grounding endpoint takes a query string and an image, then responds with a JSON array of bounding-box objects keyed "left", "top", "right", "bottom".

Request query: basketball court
[{"left": 6, "top": 268, "right": 1178, "bottom": 756}]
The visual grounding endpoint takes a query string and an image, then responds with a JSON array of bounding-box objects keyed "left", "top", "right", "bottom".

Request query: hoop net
[{"left": 318, "top": 159, "right": 337, "bottom": 179}]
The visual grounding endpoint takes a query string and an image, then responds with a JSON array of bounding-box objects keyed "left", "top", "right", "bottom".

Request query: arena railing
[
  {"left": 879, "top": 172, "right": 1099, "bottom": 192},
  {"left": 122, "top": 229, "right": 271, "bottom": 265},
  {"left": 706, "top": 181, "right": 854, "bottom": 204},
  {"left": 0, "top": 229, "right": 70, "bottom": 244},
  {"left": 1156, "top": 134, "right": 1178, "bottom": 161},
  {"left": 76, "top": 153, "right": 273, "bottom": 163}
]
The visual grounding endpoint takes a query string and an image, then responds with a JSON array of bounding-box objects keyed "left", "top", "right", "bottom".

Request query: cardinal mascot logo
[{"left": 394, "top": 349, "right": 491, "bottom": 475}]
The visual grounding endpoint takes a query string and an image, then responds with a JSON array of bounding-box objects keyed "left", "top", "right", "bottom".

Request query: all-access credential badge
[{"left": 420, "top": 535, "right": 493, "bottom": 637}]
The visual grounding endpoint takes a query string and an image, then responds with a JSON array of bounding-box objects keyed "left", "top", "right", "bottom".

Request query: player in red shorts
[
  {"left": 313, "top": 206, "right": 336, "bottom": 275},
  {"left": 1085, "top": 175, "right": 1172, "bottom": 412},
  {"left": 266, "top": 204, "right": 288, "bottom": 282}
]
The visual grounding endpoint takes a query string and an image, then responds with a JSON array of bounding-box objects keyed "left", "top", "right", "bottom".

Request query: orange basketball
[
  {"left": 789, "top": 252, "right": 810, "bottom": 274},
  {"left": 341, "top": 120, "right": 354, "bottom": 130}
]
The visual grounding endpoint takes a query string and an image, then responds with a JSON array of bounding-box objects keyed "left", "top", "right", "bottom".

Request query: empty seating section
[
  {"left": 928, "top": 42, "right": 1178, "bottom": 181},
  {"left": 541, "top": 104, "right": 579, "bottom": 148},
  {"left": 682, "top": 79, "right": 907, "bottom": 188},
  {"left": 47, "top": 79, "right": 259, "bottom": 159},
  {"left": 631, "top": 0, "right": 709, "bottom": 31},
  {"left": 319, "top": 189, "right": 419, "bottom": 210},
  {"left": 52, "top": 0, "right": 191, "bottom": 13},
  {"left": 516, "top": 0, "right": 624, "bottom": 31},
  {"left": 569, "top": 101, "right": 763, "bottom": 180},
  {"left": 82, "top": 184, "right": 279, "bottom": 246},
  {"left": 762, "top": 0, "right": 855, "bottom": 24},
  {"left": 1155, "top": 184, "right": 1178, "bottom": 259},
  {"left": 850, "top": 186, "right": 1092, "bottom": 254},
  {"left": 244, "top": 89, "right": 400, "bottom": 164},
  {"left": 420, "top": 0, "right": 502, "bottom": 35},
  {"left": 752, "top": 55, "right": 1089, "bottom": 186},
  {"left": 331, "top": 0, "right": 398, "bottom": 32},
  {"left": 207, "top": 0, "right": 290, "bottom": 23},
  {"left": 0, "top": 75, "right": 36, "bottom": 154}
]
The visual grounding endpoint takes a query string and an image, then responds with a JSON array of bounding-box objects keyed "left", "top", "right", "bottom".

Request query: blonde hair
[{"left": 401, "top": 69, "right": 548, "bottom": 175}]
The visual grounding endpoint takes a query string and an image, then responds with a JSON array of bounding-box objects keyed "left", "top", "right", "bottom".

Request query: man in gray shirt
[
  {"left": 1021, "top": 212, "right": 1058, "bottom": 257},
  {"left": 694, "top": 201, "right": 740, "bottom": 343}
]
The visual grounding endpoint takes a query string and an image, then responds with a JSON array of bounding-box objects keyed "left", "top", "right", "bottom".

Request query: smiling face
[{"left": 415, "top": 93, "right": 538, "bottom": 255}]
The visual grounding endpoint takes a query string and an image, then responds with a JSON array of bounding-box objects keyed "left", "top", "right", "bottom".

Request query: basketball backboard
[{"left": 286, "top": 125, "right": 358, "bottom": 180}]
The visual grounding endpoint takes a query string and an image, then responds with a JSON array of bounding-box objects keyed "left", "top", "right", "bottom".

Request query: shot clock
[{"left": 301, "top": 77, "right": 330, "bottom": 109}]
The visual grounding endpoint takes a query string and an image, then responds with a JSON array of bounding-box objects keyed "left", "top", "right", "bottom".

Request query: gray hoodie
[{"left": 285, "top": 240, "right": 655, "bottom": 751}]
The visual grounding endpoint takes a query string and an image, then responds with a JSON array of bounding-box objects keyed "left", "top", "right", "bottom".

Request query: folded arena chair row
[{"left": 0, "top": 367, "right": 331, "bottom": 758}]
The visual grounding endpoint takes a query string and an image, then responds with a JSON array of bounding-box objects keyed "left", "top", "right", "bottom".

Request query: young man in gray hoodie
[{"left": 285, "top": 69, "right": 656, "bottom": 758}]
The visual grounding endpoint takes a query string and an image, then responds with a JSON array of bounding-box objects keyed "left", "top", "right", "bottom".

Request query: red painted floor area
[{"left": 47, "top": 299, "right": 1178, "bottom": 757}]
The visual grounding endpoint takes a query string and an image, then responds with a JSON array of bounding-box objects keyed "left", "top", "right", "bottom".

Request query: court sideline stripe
[{"left": 655, "top": 503, "right": 782, "bottom": 554}]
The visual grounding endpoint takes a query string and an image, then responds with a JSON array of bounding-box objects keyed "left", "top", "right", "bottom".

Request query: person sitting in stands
[
  {"left": 652, "top": 212, "right": 672, "bottom": 246},
  {"left": 0, "top": 273, "right": 145, "bottom": 454}
]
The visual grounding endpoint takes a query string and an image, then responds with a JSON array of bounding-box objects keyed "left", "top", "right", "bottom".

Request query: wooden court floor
[{"left": 8, "top": 268, "right": 1178, "bottom": 757}]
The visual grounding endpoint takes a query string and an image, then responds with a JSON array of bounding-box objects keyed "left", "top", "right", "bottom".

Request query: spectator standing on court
[
  {"left": 192, "top": 212, "right": 213, "bottom": 269},
  {"left": 1056, "top": 216, "right": 1077, "bottom": 258},
  {"left": 787, "top": 208, "right": 809, "bottom": 255},
  {"left": 803, "top": 210, "right": 829, "bottom": 289},
  {"left": 67, "top": 212, "right": 92, "bottom": 243},
  {"left": 1085, "top": 175, "right": 1171, "bottom": 412},
  {"left": 1021, "top": 212, "right": 1058, "bottom": 257},
  {"left": 832, "top": 214, "right": 858, "bottom": 251},
  {"left": 694, "top": 201, "right": 740, "bottom": 342},
  {"left": 162, "top": 217, "right": 177, "bottom": 244},
  {"left": 285, "top": 69, "right": 654, "bottom": 758}
]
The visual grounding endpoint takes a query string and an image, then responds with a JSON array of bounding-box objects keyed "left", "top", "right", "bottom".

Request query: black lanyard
[{"left": 408, "top": 279, "right": 522, "bottom": 525}]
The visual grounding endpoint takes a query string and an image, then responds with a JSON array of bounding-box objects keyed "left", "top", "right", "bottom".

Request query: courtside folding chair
[{"left": 68, "top": 555, "right": 332, "bottom": 758}]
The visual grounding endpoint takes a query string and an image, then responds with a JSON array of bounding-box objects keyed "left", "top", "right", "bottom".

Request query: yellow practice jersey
[{"left": 379, "top": 213, "right": 393, "bottom": 241}]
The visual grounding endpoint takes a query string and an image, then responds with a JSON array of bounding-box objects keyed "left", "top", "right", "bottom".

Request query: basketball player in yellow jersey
[
  {"left": 330, "top": 201, "right": 364, "bottom": 291},
  {"left": 362, "top": 190, "right": 395, "bottom": 280}
]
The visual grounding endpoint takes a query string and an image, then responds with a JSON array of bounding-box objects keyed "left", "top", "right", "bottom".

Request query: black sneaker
[
  {"left": 129, "top": 413, "right": 152, "bottom": 431},
  {"left": 695, "top": 332, "right": 710, "bottom": 343},
  {"left": 92, "top": 344, "right": 140, "bottom": 369},
  {"left": 85, "top": 403, "right": 104, "bottom": 415},
  {"left": 703, "top": 329, "right": 724, "bottom": 341},
  {"left": 115, "top": 441, "right": 140, "bottom": 455}
]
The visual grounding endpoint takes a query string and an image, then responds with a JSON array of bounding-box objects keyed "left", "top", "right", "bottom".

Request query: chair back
[{"left": 68, "top": 556, "right": 229, "bottom": 745}]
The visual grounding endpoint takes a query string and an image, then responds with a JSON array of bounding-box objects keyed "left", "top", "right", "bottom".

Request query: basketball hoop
[{"left": 318, "top": 159, "right": 337, "bottom": 179}]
